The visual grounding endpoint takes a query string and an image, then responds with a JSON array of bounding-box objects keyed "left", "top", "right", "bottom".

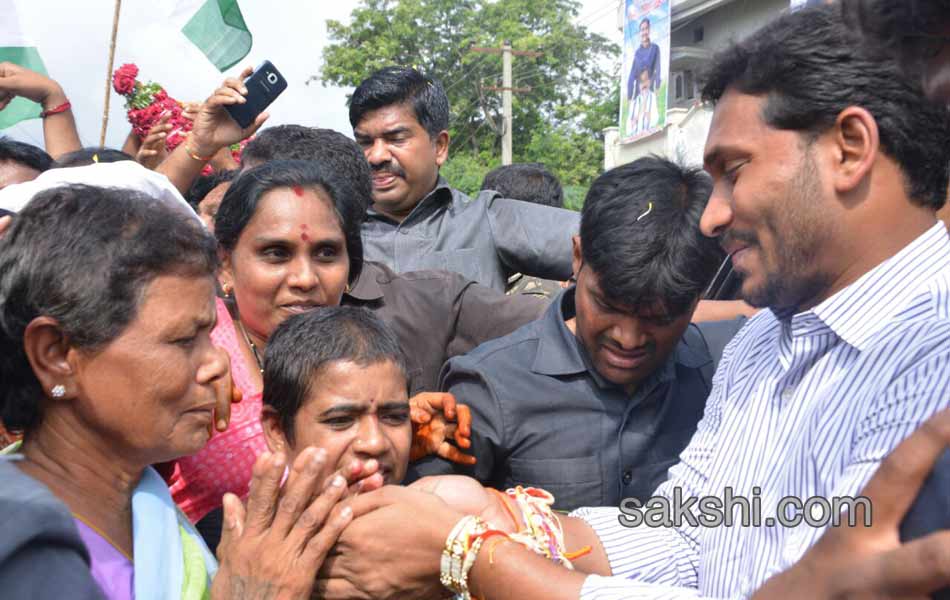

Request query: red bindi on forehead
[
  {"left": 300, "top": 224, "right": 309, "bottom": 241},
  {"left": 292, "top": 185, "right": 304, "bottom": 196}
]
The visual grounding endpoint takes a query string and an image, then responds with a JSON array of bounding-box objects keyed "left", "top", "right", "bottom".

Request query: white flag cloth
[{"left": 0, "top": 160, "right": 198, "bottom": 220}]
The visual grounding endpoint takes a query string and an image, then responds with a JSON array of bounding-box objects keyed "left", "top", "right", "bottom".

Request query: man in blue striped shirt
[
  {"left": 573, "top": 3, "right": 950, "bottom": 597},
  {"left": 314, "top": 5, "right": 950, "bottom": 599}
]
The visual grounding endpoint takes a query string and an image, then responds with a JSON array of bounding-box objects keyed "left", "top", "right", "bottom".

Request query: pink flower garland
[{"left": 112, "top": 63, "right": 250, "bottom": 172}]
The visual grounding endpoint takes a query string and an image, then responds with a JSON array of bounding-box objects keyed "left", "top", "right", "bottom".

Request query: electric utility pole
[{"left": 470, "top": 42, "right": 542, "bottom": 165}]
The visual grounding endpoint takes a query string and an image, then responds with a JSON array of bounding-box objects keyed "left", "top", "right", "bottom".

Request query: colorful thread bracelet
[
  {"left": 504, "top": 486, "right": 592, "bottom": 568},
  {"left": 40, "top": 100, "right": 71, "bottom": 118}
]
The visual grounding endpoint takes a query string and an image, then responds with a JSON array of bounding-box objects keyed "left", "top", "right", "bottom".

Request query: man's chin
[
  {"left": 738, "top": 278, "right": 768, "bottom": 309},
  {"left": 371, "top": 193, "right": 411, "bottom": 214}
]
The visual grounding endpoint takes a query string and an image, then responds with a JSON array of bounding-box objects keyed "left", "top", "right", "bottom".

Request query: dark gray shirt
[
  {"left": 410, "top": 289, "right": 745, "bottom": 510},
  {"left": 343, "top": 261, "right": 546, "bottom": 395},
  {"left": 0, "top": 458, "right": 104, "bottom": 599},
  {"left": 361, "top": 178, "right": 579, "bottom": 291}
]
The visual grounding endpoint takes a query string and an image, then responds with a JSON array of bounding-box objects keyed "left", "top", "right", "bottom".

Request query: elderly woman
[
  {"left": 166, "top": 160, "right": 471, "bottom": 533},
  {"left": 0, "top": 184, "right": 362, "bottom": 599}
]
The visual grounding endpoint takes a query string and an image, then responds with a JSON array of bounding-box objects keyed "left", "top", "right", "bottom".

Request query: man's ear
[
  {"left": 433, "top": 130, "right": 450, "bottom": 167},
  {"left": 22, "top": 316, "right": 77, "bottom": 401},
  {"left": 261, "top": 405, "right": 290, "bottom": 455},
  {"left": 571, "top": 235, "right": 583, "bottom": 280},
  {"left": 828, "top": 106, "right": 879, "bottom": 196}
]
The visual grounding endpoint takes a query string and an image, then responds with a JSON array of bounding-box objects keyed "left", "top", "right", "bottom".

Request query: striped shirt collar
[{"left": 779, "top": 222, "right": 950, "bottom": 352}]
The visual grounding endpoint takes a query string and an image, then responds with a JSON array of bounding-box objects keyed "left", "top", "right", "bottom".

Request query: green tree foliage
[{"left": 320, "top": 0, "right": 619, "bottom": 197}]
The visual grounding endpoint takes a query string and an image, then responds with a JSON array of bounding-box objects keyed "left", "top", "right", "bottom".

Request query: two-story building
[{"left": 605, "top": 0, "right": 789, "bottom": 169}]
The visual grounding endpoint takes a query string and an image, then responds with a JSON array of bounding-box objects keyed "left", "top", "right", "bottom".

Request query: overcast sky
[{"left": 5, "top": 0, "right": 621, "bottom": 149}]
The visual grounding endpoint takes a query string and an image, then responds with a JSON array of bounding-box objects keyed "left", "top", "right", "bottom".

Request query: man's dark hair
[
  {"left": 53, "top": 147, "right": 134, "bottom": 169},
  {"left": 481, "top": 163, "right": 564, "bottom": 208},
  {"left": 0, "top": 185, "right": 216, "bottom": 433},
  {"left": 640, "top": 17, "right": 650, "bottom": 28},
  {"left": 0, "top": 137, "right": 52, "bottom": 173},
  {"left": 215, "top": 159, "right": 364, "bottom": 284},
  {"left": 263, "top": 306, "right": 408, "bottom": 444},
  {"left": 349, "top": 66, "right": 450, "bottom": 138},
  {"left": 701, "top": 4, "right": 950, "bottom": 209},
  {"left": 581, "top": 156, "right": 723, "bottom": 318},
  {"left": 187, "top": 169, "right": 238, "bottom": 211},
  {"left": 843, "top": 0, "right": 950, "bottom": 72},
  {"left": 241, "top": 125, "right": 372, "bottom": 210}
]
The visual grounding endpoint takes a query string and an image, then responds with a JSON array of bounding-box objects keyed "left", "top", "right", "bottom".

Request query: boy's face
[{"left": 263, "top": 359, "right": 412, "bottom": 486}]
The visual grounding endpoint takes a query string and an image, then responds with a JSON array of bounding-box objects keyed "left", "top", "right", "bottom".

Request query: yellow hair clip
[{"left": 637, "top": 201, "right": 653, "bottom": 221}]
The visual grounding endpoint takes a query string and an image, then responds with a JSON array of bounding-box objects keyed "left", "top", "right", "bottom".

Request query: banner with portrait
[{"left": 619, "top": 0, "right": 670, "bottom": 143}]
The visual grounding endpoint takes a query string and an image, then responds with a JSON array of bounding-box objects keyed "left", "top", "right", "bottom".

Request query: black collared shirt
[
  {"left": 361, "top": 178, "right": 579, "bottom": 291},
  {"left": 342, "top": 261, "right": 547, "bottom": 395},
  {"left": 410, "top": 288, "right": 745, "bottom": 510}
]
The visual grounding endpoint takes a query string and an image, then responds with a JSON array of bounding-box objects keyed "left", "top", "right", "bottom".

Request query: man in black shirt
[{"left": 412, "top": 157, "right": 743, "bottom": 510}]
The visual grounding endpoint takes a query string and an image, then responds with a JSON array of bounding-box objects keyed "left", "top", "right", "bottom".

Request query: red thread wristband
[{"left": 40, "top": 100, "right": 71, "bottom": 118}]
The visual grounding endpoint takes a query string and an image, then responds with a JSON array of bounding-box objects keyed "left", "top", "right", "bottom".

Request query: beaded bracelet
[
  {"left": 439, "top": 488, "right": 593, "bottom": 598},
  {"left": 440, "top": 515, "right": 487, "bottom": 599}
]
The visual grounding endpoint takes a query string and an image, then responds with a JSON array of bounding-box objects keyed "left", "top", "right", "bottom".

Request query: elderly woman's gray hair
[{"left": 0, "top": 184, "right": 217, "bottom": 433}]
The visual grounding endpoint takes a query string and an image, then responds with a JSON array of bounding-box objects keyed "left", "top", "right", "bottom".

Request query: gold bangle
[{"left": 184, "top": 142, "right": 213, "bottom": 162}]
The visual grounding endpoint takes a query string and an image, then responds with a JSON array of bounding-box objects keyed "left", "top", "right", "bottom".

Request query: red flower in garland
[
  {"left": 112, "top": 63, "right": 138, "bottom": 96},
  {"left": 113, "top": 63, "right": 252, "bottom": 171}
]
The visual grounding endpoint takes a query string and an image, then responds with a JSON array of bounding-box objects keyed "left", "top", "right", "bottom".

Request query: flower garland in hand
[{"left": 112, "top": 63, "right": 250, "bottom": 168}]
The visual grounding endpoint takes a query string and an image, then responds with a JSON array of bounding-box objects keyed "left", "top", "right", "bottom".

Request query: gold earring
[{"left": 222, "top": 283, "right": 231, "bottom": 297}]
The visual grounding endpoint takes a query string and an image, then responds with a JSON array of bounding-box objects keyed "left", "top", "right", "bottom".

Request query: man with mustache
[
  {"left": 349, "top": 66, "right": 579, "bottom": 292},
  {"left": 410, "top": 156, "right": 745, "bottom": 510},
  {"left": 237, "top": 124, "right": 549, "bottom": 396},
  {"left": 312, "top": 6, "right": 950, "bottom": 600}
]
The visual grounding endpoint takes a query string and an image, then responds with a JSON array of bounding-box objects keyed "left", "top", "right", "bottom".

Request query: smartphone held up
[{"left": 225, "top": 60, "right": 287, "bottom": 129}]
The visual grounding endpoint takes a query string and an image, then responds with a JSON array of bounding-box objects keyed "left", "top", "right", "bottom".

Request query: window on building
[{"left": 684, "top": 70, "right": 695, "bottom": 100}]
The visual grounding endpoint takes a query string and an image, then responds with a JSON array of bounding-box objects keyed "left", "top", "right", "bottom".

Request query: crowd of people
[{"left": 1, "top": 0, "right": 950, "bottom": 598}]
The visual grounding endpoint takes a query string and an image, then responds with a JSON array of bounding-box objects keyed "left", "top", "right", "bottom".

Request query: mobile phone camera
[{"left": 266, "top": 72, "right": 279, "bottom": 85}]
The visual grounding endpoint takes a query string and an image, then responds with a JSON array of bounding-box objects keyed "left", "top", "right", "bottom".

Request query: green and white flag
[
  {"left": 176, "top": 0, "right": 252, "bottom": 72},
  {"left": 0, "top": 0, "right": 49, "bottom": 129}
]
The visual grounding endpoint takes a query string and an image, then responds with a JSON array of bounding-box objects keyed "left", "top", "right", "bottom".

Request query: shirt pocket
[
  {"left": 432, "top": 248, "right": 484, "bottom": 286},
  {"left": 507, "top": 455, "right": 602, "bottom": 511}
]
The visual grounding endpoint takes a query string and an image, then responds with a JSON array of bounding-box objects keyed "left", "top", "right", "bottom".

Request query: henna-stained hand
[{"left": 409, "top": 392, "right": 475, "bottom": 465}]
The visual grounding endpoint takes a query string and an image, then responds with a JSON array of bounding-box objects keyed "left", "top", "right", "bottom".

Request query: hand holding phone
[
  {"left": 185, "top": 64, "right": 280, "bottom": 160},
  {"left": 224, "top": 60, "right": 287, "bottom": 129}
]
